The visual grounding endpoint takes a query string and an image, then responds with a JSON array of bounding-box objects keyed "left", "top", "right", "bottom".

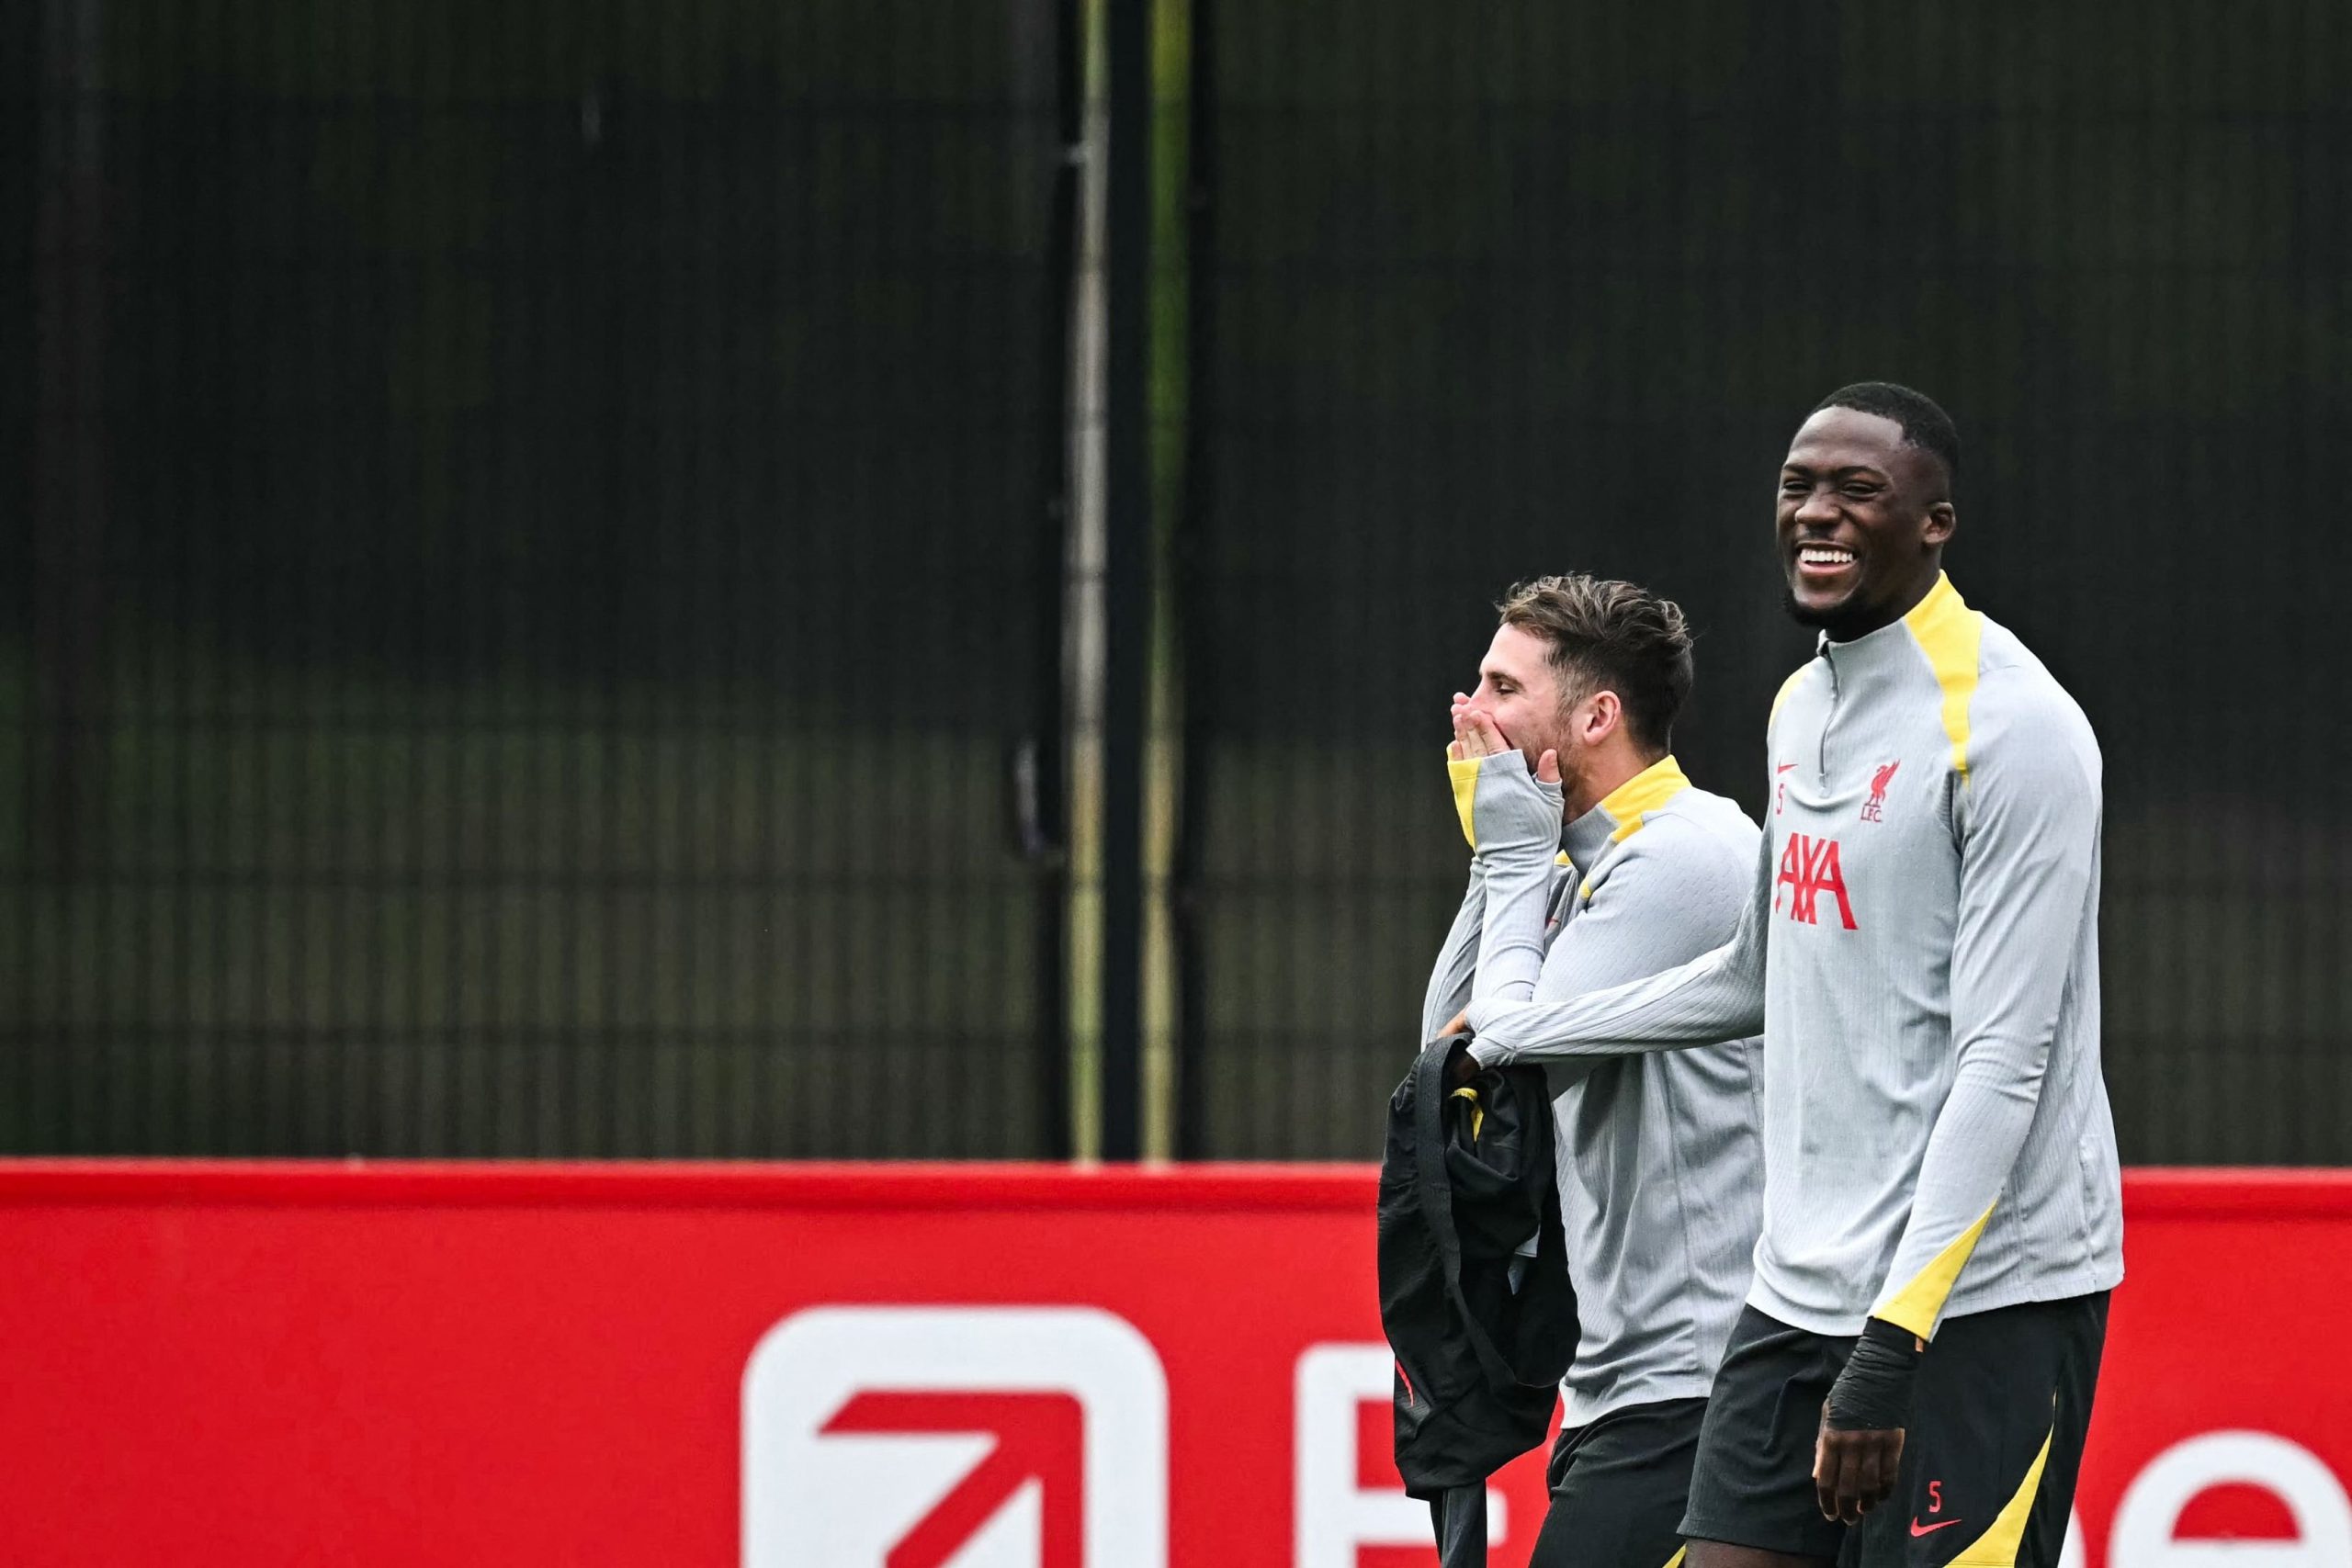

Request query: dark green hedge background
[{"left": 8, "top": 1, "right": 2346, "bottom": 1160}]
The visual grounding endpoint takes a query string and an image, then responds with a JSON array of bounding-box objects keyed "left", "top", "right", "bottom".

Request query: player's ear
[
  {"left": 1586, "top": 690, "right": 1622, "bottom": 744},
  {"left": 1923, "top": 501, "right": 1956, "bottom": 548}
]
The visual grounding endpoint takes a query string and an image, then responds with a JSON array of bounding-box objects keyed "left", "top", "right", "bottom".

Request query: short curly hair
[
  {"left": 1813, "top": 381, "right": 1960, "bottom": 491},
  {"left": 1496, "top": 574, "right": 1695, "bottom": 755}
]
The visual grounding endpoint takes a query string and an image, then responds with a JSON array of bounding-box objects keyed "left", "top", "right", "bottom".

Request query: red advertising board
[{"left": 0, "top": 1162, "right": 2346, "bottom": 1567}]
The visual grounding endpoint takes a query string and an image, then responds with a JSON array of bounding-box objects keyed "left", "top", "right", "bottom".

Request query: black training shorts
[
  {"left": 1678, "top": 1293, "right": 2109, "bottom": 1568},
  {"left": 1526, "top": 1396, "right": 1709, "bottom": 1568}
]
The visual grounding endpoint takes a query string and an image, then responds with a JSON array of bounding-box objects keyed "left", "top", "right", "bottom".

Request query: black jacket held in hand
[{"left": 1378, "top": 1036, "right": 1577, "bottom": 1499}]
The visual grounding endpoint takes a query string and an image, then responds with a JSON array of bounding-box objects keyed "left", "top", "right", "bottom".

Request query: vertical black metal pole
[
  {"left": 1025, "top": 0, "right": 1082, "bottom": 1160},
  {"left": 1170, "top": 0, "right": 1215, "bottom": 1158},
  {"left": 1099, "top": 0, "right": 1150, "bottom": 1160}
]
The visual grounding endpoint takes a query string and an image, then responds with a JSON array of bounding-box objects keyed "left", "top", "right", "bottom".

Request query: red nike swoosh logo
[{"left": 1910, "top": 1518, "right": 1965, "bottom": 1537}]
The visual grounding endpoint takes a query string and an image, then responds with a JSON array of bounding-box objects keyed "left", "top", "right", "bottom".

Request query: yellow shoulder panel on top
[
  {"left": 1600, "top": 754, "right": 1692, "bottom": 845},
  {"left": 1950, "top": 1421, "right": 2054, "bottom": 1568},
  {"left": 1877, "top": 1200, "right": 1996, "bottom": 1338},
  {"left": 1769, "top": 665, "right": 1811, "bottom": 730},
  {"left": 1902, "top": 572, "right": 1984, "bottom": 783},
  {"left": 1448, "top": 754, "right": 1480, "bottom": 849}
]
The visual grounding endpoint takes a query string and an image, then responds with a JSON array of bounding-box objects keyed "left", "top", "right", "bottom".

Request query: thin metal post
[{"left": 1098, "top": 0, "right": 1151, "bottom": 1160}]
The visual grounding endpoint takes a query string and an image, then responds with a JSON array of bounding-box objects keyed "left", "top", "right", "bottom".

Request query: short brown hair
[{"left": 1496, "top": 574, "right": 1695, "bottom": 754}]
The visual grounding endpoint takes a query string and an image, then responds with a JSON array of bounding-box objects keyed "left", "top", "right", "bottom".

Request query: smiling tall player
[{"left": 1457, "top": 383, "right": 2122, "bottom": 1568}]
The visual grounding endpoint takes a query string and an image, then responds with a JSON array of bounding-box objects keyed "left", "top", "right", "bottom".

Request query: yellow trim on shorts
[{"left": 1949, "top": 1420, "right": 2054, "bottom": 1568}]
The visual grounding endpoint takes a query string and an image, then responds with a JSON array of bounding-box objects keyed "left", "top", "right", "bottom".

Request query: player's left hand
[
  {"left": 1452, "top": 700, "right": 1509, "bottom": 760},
  {"left": 1452, "top": 706, "right": 1560, "bottom": 785},
  {"left": 1815, "top": 1317, "right": 1924, "bottom": 1523},
  {"left": 1813, "top": 1416, "right": 1904, "bottom": 1524}
]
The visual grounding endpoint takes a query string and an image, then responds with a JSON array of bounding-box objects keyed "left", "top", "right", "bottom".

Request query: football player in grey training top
[
  {"left": 1424, "top": 574, "right": 1765, "bottom": 1568},
  {"left": 1456, "top": 385, "right": 2122, "bottom": 1568}
]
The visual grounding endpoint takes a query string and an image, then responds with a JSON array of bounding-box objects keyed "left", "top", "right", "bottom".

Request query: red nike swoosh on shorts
[{"left": 1909, "top": 1518, "right": 1965, "bottom": 1537}]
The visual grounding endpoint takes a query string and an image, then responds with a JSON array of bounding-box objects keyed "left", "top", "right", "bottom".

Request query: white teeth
[{"left": 1799, "top": 547, "right": 1855, "bottom": 566}]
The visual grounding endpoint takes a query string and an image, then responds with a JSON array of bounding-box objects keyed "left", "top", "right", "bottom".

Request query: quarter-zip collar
[
  {"left": 1819, "top": 572, "right": 1963, "bottom": 694},
  {"left": 1562, "top": 753, "right": 1690, "bottom": 875}
]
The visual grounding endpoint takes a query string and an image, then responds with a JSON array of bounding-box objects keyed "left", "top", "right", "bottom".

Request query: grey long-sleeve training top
[
  {"left": 1464, "top": 574, "right": 2124, "bottom": 1339},
  {"left": 1424, "top": 751, "right": 1765, "bottom": 1423}
]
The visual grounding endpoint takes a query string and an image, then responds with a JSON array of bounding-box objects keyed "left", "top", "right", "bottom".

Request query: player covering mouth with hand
[{"left": 1425, "top": 574, "right": 1766, "bottom": 1568}]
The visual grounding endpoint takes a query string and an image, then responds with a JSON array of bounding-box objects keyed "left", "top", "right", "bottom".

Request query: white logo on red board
[
  {"left": 742, "top": 1306, "right": 1168, "bottom": 1568},
  {"left": 2111, "top": 1432, "right": 2352, "bottom": 1568},
  {"left": 741, "top": 1313, "right": 2350, "bottom": 1568}
]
